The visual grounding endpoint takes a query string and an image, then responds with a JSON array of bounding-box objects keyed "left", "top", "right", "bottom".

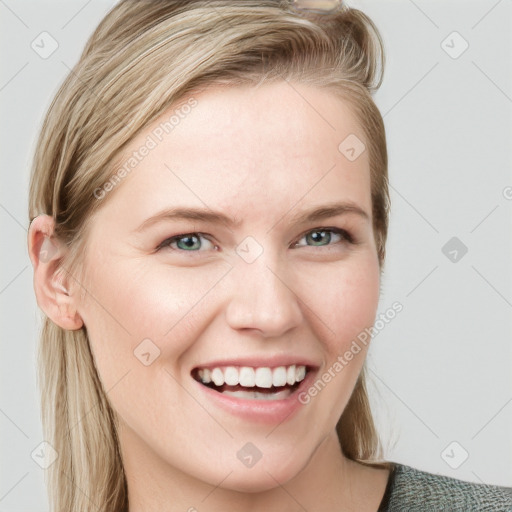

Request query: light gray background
[{"left": 1, "top": 0, "right": 511, "bottom": 510}]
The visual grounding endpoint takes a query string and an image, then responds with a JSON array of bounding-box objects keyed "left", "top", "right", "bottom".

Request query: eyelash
[{"left": 156, "top": 227, "right": 355, "bottom": 253}]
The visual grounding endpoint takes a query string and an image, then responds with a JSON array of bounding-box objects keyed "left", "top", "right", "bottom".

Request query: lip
[
  {"left": 192, "top": 366, "right": 318, "bottom": 425},
  {"left": 192, "top": 355, "right": 319, "bottom": 371}
]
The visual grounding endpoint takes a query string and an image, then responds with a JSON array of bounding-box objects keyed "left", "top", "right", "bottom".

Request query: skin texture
[{"left": 29, "top": 81, "right": 390, "bottom": 511}]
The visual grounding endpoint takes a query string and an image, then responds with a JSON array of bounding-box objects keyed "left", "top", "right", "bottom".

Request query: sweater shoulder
[{"left": 380, "top": 462, "right": 512, "bottom": 512}]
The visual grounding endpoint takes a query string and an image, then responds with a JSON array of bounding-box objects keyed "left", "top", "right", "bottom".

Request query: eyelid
[
  {"left": 156, "top": 232, "right": 216, "bottom": 252},
  {"left": 157, "top": 226, "right": 355, "bottom": 253},
  {"left": 292, "top": 227, "right": 354, "bottom": 247}
]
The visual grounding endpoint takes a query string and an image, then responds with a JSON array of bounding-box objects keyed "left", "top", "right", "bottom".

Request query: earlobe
[{"left": 28, "top": 215, "right": 84, "bottom": 331}]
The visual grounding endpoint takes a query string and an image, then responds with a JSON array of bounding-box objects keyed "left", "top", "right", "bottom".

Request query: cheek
[
  {"left": 336, "top": 258, "right": 380, "bottom": 338},
  {"left": 79, "top": 256, "right": 231, "bottom": 379},
  {"left": 289, "top": 253, "right": 379, "bottom": 444},
  {"left": 293, "top": 251, "right": 380, "bottom": 355}
]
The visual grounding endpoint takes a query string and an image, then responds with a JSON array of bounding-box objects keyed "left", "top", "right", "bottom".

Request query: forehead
[
  {"left": 169, "top": 81, "right": 363, "bottom": 166},
  {"left": 100, "top": 81, "right": 371, "bottom": 227}
]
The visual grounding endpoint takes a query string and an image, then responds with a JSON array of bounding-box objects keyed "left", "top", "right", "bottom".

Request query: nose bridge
[{"left": 225, "top": 248, "right": 303, "bottom": 336}]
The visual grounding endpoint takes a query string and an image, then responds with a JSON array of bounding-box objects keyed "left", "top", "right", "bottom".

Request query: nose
[{"left": 224, "top": 255, "right": 303, "bottom": 338}]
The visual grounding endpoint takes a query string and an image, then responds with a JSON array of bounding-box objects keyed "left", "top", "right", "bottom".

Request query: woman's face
[{"left": 77, "top": 81, "right": 380, "bottom": 492}]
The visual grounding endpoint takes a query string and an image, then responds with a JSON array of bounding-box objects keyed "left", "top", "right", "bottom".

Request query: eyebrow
[{"left": 135, "top": 201, "right": 370, "bottom": 232}]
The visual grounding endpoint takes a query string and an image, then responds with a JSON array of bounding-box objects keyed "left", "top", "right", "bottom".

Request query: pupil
[
  {"left": 309, "top": 231, "right": 330, "bottom": 245},
  {"left": 179, "top": 236, "right": 199, "bottom": 250}
]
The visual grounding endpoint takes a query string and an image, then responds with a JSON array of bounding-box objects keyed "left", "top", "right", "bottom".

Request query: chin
[
  {"left": 221, "top": 466, "right": 300, "bottom": 494},
  {"left": 224, "top": 448, "right": 311, "bottom": 493}
]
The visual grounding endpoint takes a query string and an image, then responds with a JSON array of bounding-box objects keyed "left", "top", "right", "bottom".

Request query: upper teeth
[{"left": 197, "top": 365, "right": 307, "bottom": 388}]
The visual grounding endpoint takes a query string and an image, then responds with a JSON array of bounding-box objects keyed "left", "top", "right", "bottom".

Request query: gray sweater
[{"left": 377, "top": 462, "right": 512, "bottom": 511}]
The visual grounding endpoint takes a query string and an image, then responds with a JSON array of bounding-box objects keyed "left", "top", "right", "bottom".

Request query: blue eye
[
  {"left": 294, "top": 228, "right": 353, "bottom": 248},
  {"left": 158, "top": 233, "right": 216, "bottom": 252},
  {"left": 157, "top": 227, "right": 354, "bottom": 253}
]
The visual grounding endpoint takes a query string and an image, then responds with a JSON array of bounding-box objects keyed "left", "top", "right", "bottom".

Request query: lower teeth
[{"left": 221, "top": 388, "right": 291, "bottom": 400}]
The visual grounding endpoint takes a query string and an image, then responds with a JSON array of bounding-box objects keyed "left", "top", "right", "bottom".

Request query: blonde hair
[{"left": 28, "top": 1, "right": 390, "bottom": 510}]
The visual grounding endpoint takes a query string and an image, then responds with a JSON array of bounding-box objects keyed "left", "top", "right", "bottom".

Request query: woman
[{"left": 27, "top": 1, "right": 512, "bottom": 510}]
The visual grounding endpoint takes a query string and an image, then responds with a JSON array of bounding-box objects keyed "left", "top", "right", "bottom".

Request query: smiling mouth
[{"left": 192, "top": 364, "right": 309, "bottom": 401}]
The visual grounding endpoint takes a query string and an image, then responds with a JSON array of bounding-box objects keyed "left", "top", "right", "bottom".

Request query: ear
[{"left": 28, "top": 215, "right": 84, "bottom": 330}]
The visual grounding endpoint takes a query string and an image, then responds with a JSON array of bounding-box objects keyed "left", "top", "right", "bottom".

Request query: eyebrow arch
[
  {"left": 135, "top": 201, "right": 370, "bottom": 233},
  {"left": 289, "top": 201, "right": 370, "bottom": 225},
  {"left": 135, "top": 207, "right": 242, "bottom": 232}
]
